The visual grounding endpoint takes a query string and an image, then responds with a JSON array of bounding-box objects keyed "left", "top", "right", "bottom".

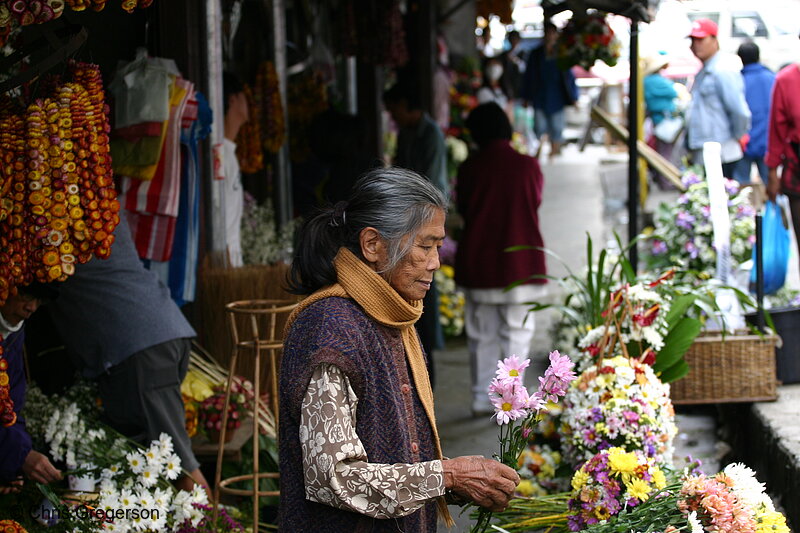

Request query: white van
[{"left": 683, "top": 1, "right": 800, "bottom": 73}]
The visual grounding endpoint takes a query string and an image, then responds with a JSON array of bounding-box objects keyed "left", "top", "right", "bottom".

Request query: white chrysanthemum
[
  {"left": 145, "top": 444, "right": 163, "bottom": 467},
  {"left": 163, "top": 453, "right": 182, "bottom": 481},
  {"left": 140, "top": 464, "right": 160, "bottom": 488},
  {"left": 723, "top": 463, "right": 774, "bottom": 511},
  {"left": 118, "top": 488, "right": 136, "bottom": 509},
  {"left": 688, "top": 511, "right": 703, "bottom": 533},
  {"left": 578, "top": 325, "right": 611, "bottom": 348},
  {"left": 158, "top": 432, "right": 174, "bottom": 456},
  {"left": 642, "top": 327, "right": 665, "bottom": 351},
  {"left": 626, "top": 284, "right": 661, "bottom": 302},
  {"left": 127, "top": 451, "right": 146, "bottom": 474}
]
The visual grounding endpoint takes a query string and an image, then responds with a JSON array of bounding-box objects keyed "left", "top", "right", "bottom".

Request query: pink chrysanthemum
[
  {"left": 538, "top": 350, "right": 577, "bottom": 403},
  {"left": 496, "top": 355, "right": 530, "bottom": 384},
  {"left": 491, "top": 382, "right": 529, "bottom": 425}
]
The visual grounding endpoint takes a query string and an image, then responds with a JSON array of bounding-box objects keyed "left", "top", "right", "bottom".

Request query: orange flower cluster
[
  {"left": 288, "top": 71, "right": 327, "bottom": 162},
  {"left": 258, "top": 61, "right": 285, "bottom": 154},
  {"left": 235, "top": 84, "right": 264, "bottom": 174},
  {"left": 0, "top": 519, "right": 27, "bottom": 532},
  {"left": 0, "top": 347, "right": 15, "bottom": 427},
  {"left": 0, "top": 0, "right": 157, "bottom": 45},
  {"left": 0, "top": 60, "right": 119, "bottom": 306}
]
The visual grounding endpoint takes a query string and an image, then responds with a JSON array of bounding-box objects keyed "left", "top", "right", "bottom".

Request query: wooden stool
[{"left": 212, "top": 299, "right": 297, "bottom": 530}]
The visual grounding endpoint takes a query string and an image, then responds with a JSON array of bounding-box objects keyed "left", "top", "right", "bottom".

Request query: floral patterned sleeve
[{"left": 300, "top": 363, "right": 445, "bottom": 518}]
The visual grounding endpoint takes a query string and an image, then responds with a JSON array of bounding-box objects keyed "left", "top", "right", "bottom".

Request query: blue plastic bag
[{"left": 751, "top": 199, "right": 790, "bottom": 294}]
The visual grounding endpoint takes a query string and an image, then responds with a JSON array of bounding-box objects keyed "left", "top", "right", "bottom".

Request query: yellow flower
[
  {"left": 651, "top": 467, "right": 666, "bottom": 489},
  {"left": 626, "top": 477, "right": 651, "bottom": 501},
  {"left": 756, "top": 509, "right": 790, "bottom": 533},
  {"left": 439, "top": 264, "right": 455, "bottom": 278},
  {"left": 572, "top": 468, "right": 590, "bottom": 491},
  {"left": 516, "top": 479, "right": 535, "bottom": 496},
  {"left": 594, "top": 422, "right": 607, "bottom": 435},
  {"left": 607, "top": 448, "right": 639, "bottom": 476}
]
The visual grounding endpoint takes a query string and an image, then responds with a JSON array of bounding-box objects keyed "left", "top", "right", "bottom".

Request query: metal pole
[
  {"left": 271, "top": 0, "right": 293, "bottom": 225},
  {"left": 627, "top": 19, "right": 639, "bottom": 272},
  {"left": 756, "top": 213, "right": 765, "bottom": 331},
  {"left": 206, "top": 0, "right": 226, "bottom": 255}
]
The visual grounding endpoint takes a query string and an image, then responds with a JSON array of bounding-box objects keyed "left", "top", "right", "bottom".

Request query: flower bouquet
[
  {"left": 556, "top": 12, "right": 622, "bottom": 71},
  {"left": 240, "top": 192, "right": 299, "bottom": 266},
  {"left": 644, "top": 169, "right": 756, "bottom": 279},
  {"left": 580, "top": 463, "right": 790, "bottom": 533},
  {"left": 561, "top": 355, "right": 676, "bottom": 468},
  {"left": 470, "top": 351, "right": 577, "bottom": 532},
  {"left": 435, "top": 264, "right": 465, "bottom": 338},
  {"left": 199, "top": 381, "right": 252, "bottom": 444},
  {"left": 567, "top": 447, "right": 668, "bottom": 531}
]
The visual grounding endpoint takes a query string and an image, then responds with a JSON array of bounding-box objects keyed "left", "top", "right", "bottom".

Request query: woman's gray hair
[
  {"left": 349, "top": 167, "right": 448, "bottom": 273},
  {"left": 288, "top": 166, "right": 448, "bottom": 294}
]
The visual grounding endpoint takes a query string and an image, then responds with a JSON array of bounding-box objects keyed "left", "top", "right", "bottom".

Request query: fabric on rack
[
  {"left": 120, "top": 78, "right": 194, "bottom": 261},
  {"left": 141, "top": 92, "right": 210, "bottom": 305}
]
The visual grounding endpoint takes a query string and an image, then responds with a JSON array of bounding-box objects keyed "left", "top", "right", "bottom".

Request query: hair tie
[{"left": 329, "top": 201, "right": 347, "bottom": 227}]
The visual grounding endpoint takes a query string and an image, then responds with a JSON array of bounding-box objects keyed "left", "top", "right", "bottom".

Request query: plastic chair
[{"left": 212, "top": 299, "right": 297, "bottom": 530}]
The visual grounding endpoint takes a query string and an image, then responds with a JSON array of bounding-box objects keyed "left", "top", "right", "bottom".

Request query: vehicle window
[
  {"left": 732, "top": 14, "right": 768, "bottom": 38},
  {"left": 687, "top": 12, "right": 719, "bottom": 25}
]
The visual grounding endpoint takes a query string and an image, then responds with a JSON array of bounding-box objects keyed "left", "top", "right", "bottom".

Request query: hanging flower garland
[
  {"left": 0, "top": 0, "right": 156, "bottom": 45},
  {"left": 235, "top": 84, "right": 263, "bottom": 174},
  {"left": 0, "top": 60, "right": 118, "bottom": 301},
  {"left": 257, "top": 60, "right": 285, "bottom": 154},
  {"left": 556, "top": 11, "right": 621, "bottom": 71}
]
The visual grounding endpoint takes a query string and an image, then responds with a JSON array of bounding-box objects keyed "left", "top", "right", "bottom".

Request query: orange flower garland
[
  {"left": 0, "top": 335, "right": 16, "bottom": 427},
  {"left": 258, "top": 61, "right": 285, "bottom": 154},
  {"left": 235, "top": 84, "right": 264, "bottom": 174}
]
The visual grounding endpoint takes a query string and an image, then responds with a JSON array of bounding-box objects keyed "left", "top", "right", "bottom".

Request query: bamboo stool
[{"left": 212, "top": 299, "right": 297, "bottom": 530}]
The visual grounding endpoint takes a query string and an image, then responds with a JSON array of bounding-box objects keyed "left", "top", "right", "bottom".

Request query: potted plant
[{"left": 199, "top": 381, "right": 252, "bottom": 444}]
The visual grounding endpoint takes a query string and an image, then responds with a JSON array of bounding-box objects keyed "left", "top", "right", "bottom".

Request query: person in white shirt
[{"left": 222, "top": 72, "right": 249, "bottom": 267}]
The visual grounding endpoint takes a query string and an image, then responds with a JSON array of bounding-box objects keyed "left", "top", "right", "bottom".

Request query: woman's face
[{"left": 383, "top": 209, "right": 446, "bottom": 302}]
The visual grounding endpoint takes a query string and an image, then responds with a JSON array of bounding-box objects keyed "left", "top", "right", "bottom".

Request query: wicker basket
[{"left": 670, "top": 332, "right": 779, "bottom": 404}]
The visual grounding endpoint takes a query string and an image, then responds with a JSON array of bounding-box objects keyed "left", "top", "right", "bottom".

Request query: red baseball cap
[{"left": 688, "top": 18, "right": 718, "bottom": 38}]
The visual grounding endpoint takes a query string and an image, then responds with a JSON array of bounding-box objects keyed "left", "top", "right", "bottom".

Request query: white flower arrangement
[{"left": 240, "top": 192, "right": 300, "bottom": 266}]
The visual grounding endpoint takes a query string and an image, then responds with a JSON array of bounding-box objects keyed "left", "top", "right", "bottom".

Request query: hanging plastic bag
[{"left": 750, "top": 198, "right": 790, "bottom": 295}]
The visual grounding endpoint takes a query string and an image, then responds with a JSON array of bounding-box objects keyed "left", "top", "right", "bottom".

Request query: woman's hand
[
  {"left": 21, "top": 450, "right": 62, "bottom": 485},
  {"left": 0, "top": 479, "right": 23, "bottom": 494},
  {"left": 767, "top": 167, "right": 781, "bottom": 202},
  {"left": 442, "top": 456, "right": 520, "bottom": 512}
]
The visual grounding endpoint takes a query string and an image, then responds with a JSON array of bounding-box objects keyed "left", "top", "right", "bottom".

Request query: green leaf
[
  {"left": 653, "top": 317, "right": 701, "bottom": 373},
  {"left": 664, "top": 294, "right": 696, "bottom": 327},
  {"left": 658, "top": 359, "right": 690, "bottom": 383}
]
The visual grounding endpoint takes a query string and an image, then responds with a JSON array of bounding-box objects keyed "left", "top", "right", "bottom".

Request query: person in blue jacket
[
  {"left": 733, "top": 41, "right": 776, "bottom": 184},
  {"left": 0, "top": 283, "right": 61, "bottom": 493}
]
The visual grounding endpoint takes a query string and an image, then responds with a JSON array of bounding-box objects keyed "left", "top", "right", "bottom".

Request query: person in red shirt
[
  {"left": 455, "top": 103, "right": 547, "bottom": 415},
  {"left": 766, "top": 59, "right": 800, "bottom": 272}
]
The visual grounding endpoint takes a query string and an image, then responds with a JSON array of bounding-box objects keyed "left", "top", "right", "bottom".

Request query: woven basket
[{"left": 670, "top": 332, "right": 779, "bottom": 404}]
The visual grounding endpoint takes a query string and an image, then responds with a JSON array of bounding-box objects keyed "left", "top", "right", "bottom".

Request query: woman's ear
[{"left": 359, "top": 227, "right": 384, "bottom": 266}]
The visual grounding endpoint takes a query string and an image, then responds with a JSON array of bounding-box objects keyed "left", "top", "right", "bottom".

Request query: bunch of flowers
[
  {"left": 645, "top": 169, "right": 756, "bottom": 279},
  {"left": 240, "top": 192, "right": 299, "bottom": 266},
  {"left": 435, "top": 264, "right": 465, "bottom": 337},
  {"left": 556, "top": 12, "right": 622, "bottom": 71},
  {"left": 198, "top": 380, "right": 253, "bottom": 436},
  {"left": 471, "top": 351, "right": 577, "bottom": 532},
  {"left": 516, "top": 442, "right": 571, "bottom": 497},
  {"left": 578, "top": 463, "right": 790, "bottom": 533},
  {"left": 561, "top": 355, "right": 676, "bottom": 468},
  {"left": 22, "top": 384, "right": 222, "bottom": 532},
  {"left": 446, "top": 56, "right": 481, "bottom": 139},
  {"left": 567, "top": 447, "right": 668, "bottom": 531},
  {"left": 679, "top": 464, "right": 790, "bottom": 533},
  {"left": 0, "top": 60, "right": 120, "bottom": 306}
]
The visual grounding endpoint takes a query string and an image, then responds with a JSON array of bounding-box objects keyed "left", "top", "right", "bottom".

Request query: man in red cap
[{"left": 685, "top": 17, "right": 751, "bottom": 177}]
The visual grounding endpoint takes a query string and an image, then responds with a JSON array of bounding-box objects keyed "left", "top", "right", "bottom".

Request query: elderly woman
[{"left": 280, "top": 167, "right": 519, "bottom": 532}]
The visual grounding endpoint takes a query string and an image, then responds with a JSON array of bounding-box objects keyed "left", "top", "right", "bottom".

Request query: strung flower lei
[{"left": 0, "top": 334, "right": 16, "bottom": 427}]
